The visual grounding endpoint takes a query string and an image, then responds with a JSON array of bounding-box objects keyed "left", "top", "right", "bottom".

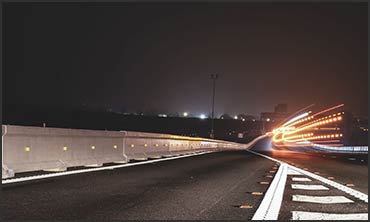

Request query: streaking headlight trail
[{"left": 271, "top": 104, "right": 345, "bottom": 149}]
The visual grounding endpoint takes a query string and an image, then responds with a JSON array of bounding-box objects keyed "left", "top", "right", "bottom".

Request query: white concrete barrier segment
[
  {"left": 2, "top": 151, "right": 213, "bottom": 184},
  {"left": 2, "top": 125, "right": 250, "bottom": 178},
  {"left": 292, "top": 211, "right": 368, "bottom": 220},
  {"left": 292, "top": 195, "right": 354, "bottom": 204},
  {"left": 244, "top": 134, "right": 269, "bottom": 150},
  {"left": 2, "top": 125, "right": 127, "bottom": 176}
]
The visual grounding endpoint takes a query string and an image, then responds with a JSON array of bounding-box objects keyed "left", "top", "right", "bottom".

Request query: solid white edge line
[
  {"left": 292, "top": 211, "right": 368, "bottom": 220},
  {"left": 2, "top": 151, "right": 214, "bottom": 184},
  {"left": 252, "top": 163, "right": 287, "bottom": 220},
  {"left": 247, "top": 150, "right": 368, "bottom": 203},
  {"left": 287, "top": 168, "right": 303, "bottom": 175}
]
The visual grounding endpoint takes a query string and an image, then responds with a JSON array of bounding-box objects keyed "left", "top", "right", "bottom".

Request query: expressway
[{"left": 2, "top": 138, "right": 368, "bottom": 220}]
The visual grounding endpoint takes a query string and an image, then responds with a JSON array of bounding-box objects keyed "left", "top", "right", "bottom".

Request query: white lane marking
[
  {"left": 287, "top": 168, "right": 302, "bottom": 175},
  {"left": 288, "top": 165, "right": 368, "bottom": 203},
  {"left": 292, "top": 177, "right": 312, "bottom": 182},
  {"left": 292, "top": 195, "right": 354, "bottom": 204},
  {"left": 252, "top": 163, "right": 287, "bottom": 220},
  {"left": 292, "top": 211, "right": 368, "bottom": 220},
  {"left": 2, "top": 151, "right": 214, "bottom": 184},
  {"left": 248, "top": 150, "right": 368, "bottom": 203},
  {"left": 291, "top": 184, "right": 329, "bottom": 190},
  {"left": 348, "top": 158, "right": 356, "bottom": 161}
]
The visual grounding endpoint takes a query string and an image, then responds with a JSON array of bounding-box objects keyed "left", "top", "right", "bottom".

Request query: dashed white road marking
[
  {"left": 248, "top": 150, "right": 368, "bottom": 203},
  {"left": 247, "top": 149, "right": 368, "bottom": 220},
  {"left": 292, "top": 177, "right": 312, "bottom": 182},
  {"left": 292, "top": 195, "right": 354, "bottom": 204},
  {"left": 348, "top": 158, "right": 356, "bottom": 161},
  {"left": 291, "top": 184, "right": 329, "bottom": 190},
  {"left": 287, "top": 168, "right": 302, "bottom": 175},
  {"left": 288, "top": 164, "right": 368, "bottom": 203},
  {"left": 292, "top": 211, "right": 368, "bottom": 220}
]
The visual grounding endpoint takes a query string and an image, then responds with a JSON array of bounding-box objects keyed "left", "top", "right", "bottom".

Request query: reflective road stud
[
  {"left": 239, "top": 205, "right": 253, "bottom": 209},
  {"left": 259, "top": 181, "right": 270, "bottom": 185}
]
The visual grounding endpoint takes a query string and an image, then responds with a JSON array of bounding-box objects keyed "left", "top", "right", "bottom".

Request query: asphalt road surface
[
  {"left": 252, "top": 139, "right": 368, "bottom": 194},
  {"left": 2, "top": 138, "right": 368, "bottom": 220},
  {"left": 3, "top": 150, "right": 276, "bottom": 220}
]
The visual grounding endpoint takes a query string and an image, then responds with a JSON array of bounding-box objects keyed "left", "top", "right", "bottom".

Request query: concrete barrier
[
  {"left": 2, "top": 125, "right": 127, "bottom": 178},
  {"left": 244, "top": 134, "right": 270, "bottom": 150},
  {"left": 2, "top": 125, "right": 259, "bottom": 179},
  {"left": 311, "top": 144, "right": 368, "bottom": 154},
  {"left": 123, "top": 131, "right": 173, "bottom": 160},
  {"left": 123, "top": 132, "right": 215, "bottom": 160}
]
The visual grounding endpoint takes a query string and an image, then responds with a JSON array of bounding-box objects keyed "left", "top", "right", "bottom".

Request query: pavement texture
[{"left": 2, "top": 150, "right": 275, "bottom": 220}]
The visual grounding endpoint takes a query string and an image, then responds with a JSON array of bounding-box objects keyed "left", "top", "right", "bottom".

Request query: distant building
[
  {"left": 274, "top": 104, "right": 287, "bottom": 113},
  {"left": 260, "top": 104, "right": 291, "bottom": 131},
  {"left": 220, "top": 114, "right": 232, "bottom": 119},
  {"left": 344, "top": 114, "right": 368, "bottom": 146},
  {"left": 237, "top": 114, "right": 257, "bottom": 121},
  {"left": 260, "top": 112, "right": 290, "bottom": 123}
]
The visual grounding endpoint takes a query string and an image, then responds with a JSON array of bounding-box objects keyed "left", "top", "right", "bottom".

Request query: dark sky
[{"left": 4, "top": 3, "right": 368, "bottom": 117}]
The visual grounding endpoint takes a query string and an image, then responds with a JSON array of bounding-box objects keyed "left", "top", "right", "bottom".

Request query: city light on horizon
[{"left": 199, "top": 114, "right": 207, "bottom": 119}]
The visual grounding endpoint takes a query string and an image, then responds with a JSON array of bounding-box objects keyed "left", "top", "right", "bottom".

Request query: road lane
[
  {"left": 251, "top": 138, "right": 368, "bottom": 194},
  {"left": 250, "top": 138, "right": 368, "bottom": 220},
  {"left": 2, "top": 150, "right": 275, "bottom": 220}
]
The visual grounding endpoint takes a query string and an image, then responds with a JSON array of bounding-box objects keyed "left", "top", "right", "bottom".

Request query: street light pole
[{"left": 210, "top": 74, "right": 218, "bottom": 138}]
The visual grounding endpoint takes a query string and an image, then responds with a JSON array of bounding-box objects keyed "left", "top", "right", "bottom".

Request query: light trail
[
  {"left": 282, "top": 112, "right": 309, "bottom": 126},
  {"left": 311, "top": 104, "right": 344, "bottom": 117},
  {"left": 271, "top": 104, "right": 346, "bottom": 149}
]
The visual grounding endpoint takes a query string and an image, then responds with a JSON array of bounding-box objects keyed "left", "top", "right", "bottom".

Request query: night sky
[{"left": 3, "top": 3, "right": 368, "bottom": 117}]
